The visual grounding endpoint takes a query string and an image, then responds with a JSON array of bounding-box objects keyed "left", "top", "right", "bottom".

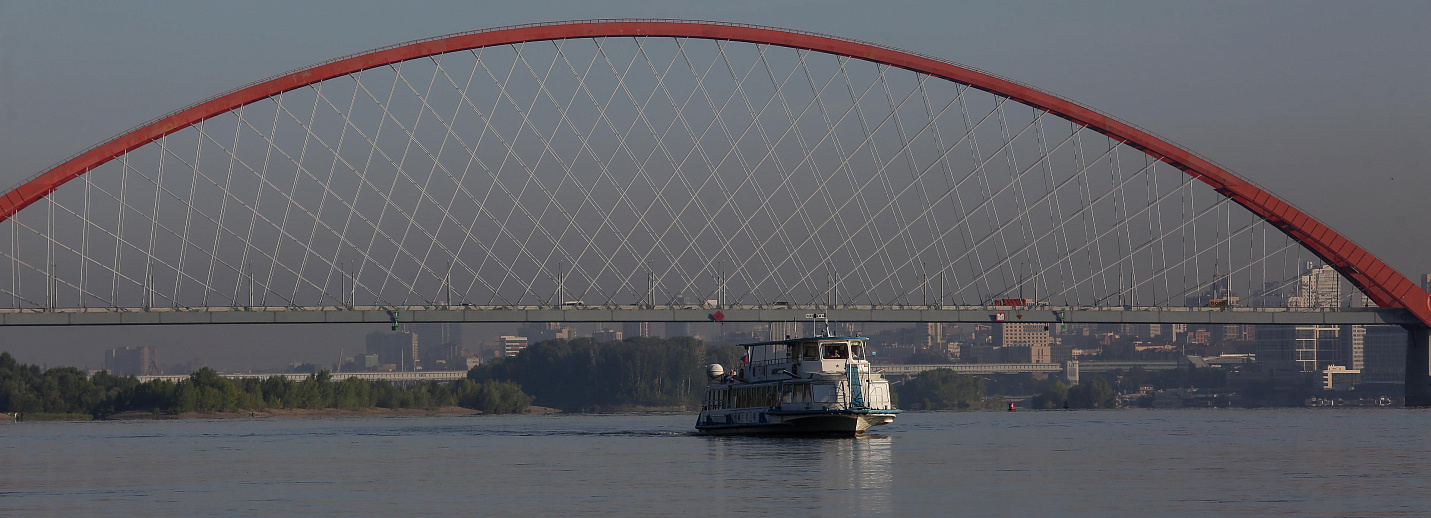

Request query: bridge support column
[{"left": 1405, "top": 326, "right": 1431, "bottom": 407}]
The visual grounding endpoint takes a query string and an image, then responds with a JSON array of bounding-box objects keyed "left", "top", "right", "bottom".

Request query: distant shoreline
[
  {"left": 4, "top": 405, "right": 563, "bottom": 422},
  {"left": 2, "top": 405, "right": 710, "bottom": 423}
]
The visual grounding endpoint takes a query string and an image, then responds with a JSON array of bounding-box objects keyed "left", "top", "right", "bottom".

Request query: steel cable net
[{"left": 1, "top": 37, "right": 1329, "bottom": 311}]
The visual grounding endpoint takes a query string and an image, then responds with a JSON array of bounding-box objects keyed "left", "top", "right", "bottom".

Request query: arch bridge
[{"left": 2, "top": 20, "right": 1428, "bottom": 401}]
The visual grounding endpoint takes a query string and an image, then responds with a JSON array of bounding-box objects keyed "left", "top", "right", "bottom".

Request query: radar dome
[{"left": 706, "top": 364, "right": 725, "bottom": 379}]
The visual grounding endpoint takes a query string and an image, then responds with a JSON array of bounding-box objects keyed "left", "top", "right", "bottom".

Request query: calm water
[{"left": 3, "top": 409, "right": 1429, "bottom": 516}]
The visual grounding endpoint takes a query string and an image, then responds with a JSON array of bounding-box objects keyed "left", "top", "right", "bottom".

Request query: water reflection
[{"left": 704, "top": 435, "right": 892, "bottom": 515}]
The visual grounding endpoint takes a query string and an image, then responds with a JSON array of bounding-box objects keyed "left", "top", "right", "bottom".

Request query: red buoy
[{"left": 1008, "top": 401, "right": 1015, "bottom": 412}]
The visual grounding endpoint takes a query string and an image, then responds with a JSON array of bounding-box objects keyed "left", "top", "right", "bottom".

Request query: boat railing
[
  {"left": 750, "top": 358, "right": 787, "bottom": 369},
  {"left": 747, "top": 358, "right": 794, "bottom": 377}
]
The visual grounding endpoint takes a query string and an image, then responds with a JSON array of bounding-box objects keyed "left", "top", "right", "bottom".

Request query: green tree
[
  {"left": 1067, "top": 378, "right": 1118, "bottom": 409},
  {"left": 895, "top": 369, "right": 991, "bottom": 410},
  {"left": 468, "top": 337, "right": 738, "bottom": 412},
  {"left": 1030, "top": 380, "right": 1071, "bottom": 409}
]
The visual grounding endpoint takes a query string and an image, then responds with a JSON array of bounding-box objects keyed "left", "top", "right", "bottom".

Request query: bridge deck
[{"left": 0, "top": 305, "right": 1412, "bottom": 326}]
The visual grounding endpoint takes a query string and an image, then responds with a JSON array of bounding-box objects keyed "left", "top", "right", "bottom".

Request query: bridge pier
[{"left": 1406, "top": 326, "right": 1431, "bottom": 406}]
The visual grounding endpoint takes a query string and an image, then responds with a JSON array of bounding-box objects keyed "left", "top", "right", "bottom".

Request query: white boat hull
[{"left": 695, "top": 408, "right": 898, "bottom": 436}]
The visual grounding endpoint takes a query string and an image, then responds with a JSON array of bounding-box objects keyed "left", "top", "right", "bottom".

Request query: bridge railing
[{"left": 0, "top": 304, "right": 1412, "bottom": 327}]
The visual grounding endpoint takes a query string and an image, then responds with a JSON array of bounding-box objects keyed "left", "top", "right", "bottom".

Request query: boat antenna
[{"left": 804, "top": 312, "right": 830, "bottom": 337}]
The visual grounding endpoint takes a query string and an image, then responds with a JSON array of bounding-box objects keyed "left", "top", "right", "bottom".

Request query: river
[{"left": 2, "top": 409, "right": 1428, "bottom": 516}]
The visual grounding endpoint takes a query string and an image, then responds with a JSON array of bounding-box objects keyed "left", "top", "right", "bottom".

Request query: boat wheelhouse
[{"left": 696, "top": 334, "right": 899, "bottom": 435}]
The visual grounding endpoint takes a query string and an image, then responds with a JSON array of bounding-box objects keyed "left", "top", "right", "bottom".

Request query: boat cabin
[{"left": 737, "top": 336, "right": 869, "bottom": 381}]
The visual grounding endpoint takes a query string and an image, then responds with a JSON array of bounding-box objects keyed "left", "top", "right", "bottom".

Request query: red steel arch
[{"left": 4, "top": 19, "right": 1427, "bottom": 326}]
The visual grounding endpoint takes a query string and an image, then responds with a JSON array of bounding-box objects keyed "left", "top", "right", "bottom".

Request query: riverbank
[
  {"left": 585, "top": 404, "right": 693, "bottom": 413},
  {"left": 3, "top": 412, "right": 94, "bottom": 422},
  {"left": 109, "top": 406, "right": 486, "bottom": 420},
  {"left": 2, "top": 405, "right": 563, "bottom": 423}
]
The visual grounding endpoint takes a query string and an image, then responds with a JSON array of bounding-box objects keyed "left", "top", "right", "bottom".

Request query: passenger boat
[{"left": 696, "top": 333, "right": 899, "bottom": 435}]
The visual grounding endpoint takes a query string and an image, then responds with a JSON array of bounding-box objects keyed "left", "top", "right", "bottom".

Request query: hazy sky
[{"left": 0, "top": 1, "right": 1427, "bottom": 370}]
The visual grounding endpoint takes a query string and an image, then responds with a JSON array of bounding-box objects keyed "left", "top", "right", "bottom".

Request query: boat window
[
  {"left": 851, "top": 342, "right": 864, "bottom": 359},
  {"left": 801, "top": 342, "right": 820, "bottom": 360},
  {"left": 823, "top": 343, "right": 849, "bottom": 359}
]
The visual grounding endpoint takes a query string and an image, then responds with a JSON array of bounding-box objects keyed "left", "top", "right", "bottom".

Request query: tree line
[
  {"left": 1028, "top": 378, "right": 1118, "bottom": 409},
  {"left": 894, "top": 369, "right": 1123, "bottom": 410},
  {"left": 897, "top": 365, "right": 1241, "bottom": 411},
  {"left": 0, "top": 352, "right": 529, "bottom": 418},
  {"left": 894, "top": 369, "right": 1004, "bottom": 410},
  {"left": 467, "top": 336, "right": 743, "bottom": 412}
]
